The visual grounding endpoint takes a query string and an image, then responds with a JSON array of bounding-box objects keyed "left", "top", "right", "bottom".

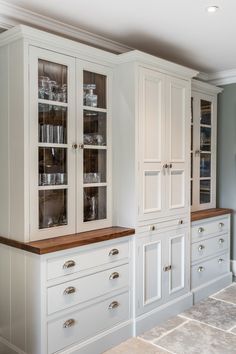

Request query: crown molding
[
  {"left": 0, "top": 0, "right": 132, "bottom": 53},
  {"left": 206, "top": 69, "right": 236, "bottom": 86},
  {"left": 192, "top": 78, "right": 223, "bottom": 94}
]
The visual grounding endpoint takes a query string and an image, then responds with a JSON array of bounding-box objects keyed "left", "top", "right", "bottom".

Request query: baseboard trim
[
  {"left": 134, "top": 292, "right": 193, "bottom": 336},
  {"left": 192, "top": 272, "right": 232, "bottom": 304},
  {"left": 231, "top": 260, "right": 236, "bottom": 276}
]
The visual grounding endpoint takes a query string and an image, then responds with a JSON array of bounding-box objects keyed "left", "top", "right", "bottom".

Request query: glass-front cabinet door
[
  {"left": 29, "top": 47, "right": 76, "bottom": 240},
  {"left": 77, "top": 63, "right": 111, "bottom": 230},
  {"left": 191, "top": 91, "right": 216, "bottom": 211}
]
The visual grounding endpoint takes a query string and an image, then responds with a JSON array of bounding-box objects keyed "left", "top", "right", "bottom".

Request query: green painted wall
[{"left": 217, "top": 83, "right": 236, "bottom": 260}]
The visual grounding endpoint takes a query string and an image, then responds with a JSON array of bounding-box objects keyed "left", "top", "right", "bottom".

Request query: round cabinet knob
[
  {"left": 108, "top": 301, "right": 120, "bottom": 310},
  {"left": 63, "top": 260, "right": 76, "bottom": 269},
  {"left": 169, "top": 163, "right": 173, "bottom": 169},
  {"left": 178, "top": 219, "right": 184, "bottom": 225},
  {"left": 163, "top": 164, "right": 168, "bottom": 169},
  {"left": 63, "top": 319, "right": 76, "bottom": 328},
  {"left": 219, "top": 222, "right": 224, "bottom": 228},
  {"left": 79, "top": 143, "right": 84, "bottom": 149},
  {"left": 109, "top": 248, "right": 119, "bottom": 256},
  {"left": 198, "top": 227, "right": 204, "bottom": 233},
  {"left": 72, "top": 143, "right": 78, "bottom": 150},
  {"left": 218, "top": 258, "right": 224, "bottom": 264},
  {"left": 218, "top": 238, "right": 225, "bottom": 244},
  {"left": 198, "top": 266, "right": 205, "bottom": 273},
  {"left": 150, "top": 225, "right": 156, "bottom": 231},
  {"left": 198, "top": 244, "right": 205, "bottom": 251}
]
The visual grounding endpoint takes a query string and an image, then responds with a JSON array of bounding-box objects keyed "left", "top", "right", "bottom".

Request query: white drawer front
[
  {"left": 192, "top": 234, "right": 229, "bottom": 263},
  {"left": 47, "top": 264, "right": 129, "bottom": 315},
  {"left": 191, "top": 253, "right": 229, "bottom": 289},
  {"left": 192, "top": 216, "right": 229, "bottom": 242},
  {"left": 138, "top": 216, "right": 189, "bottom": 234},
  {"left": 47, "top": 240, "right": 129, "bottom": 280},
  {"left": 48, "top": 292, "right": 129, "bottom": 354}
]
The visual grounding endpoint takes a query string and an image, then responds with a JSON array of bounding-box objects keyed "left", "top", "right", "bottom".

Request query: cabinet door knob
[
  {"left": 198, "top": 227, "right": 204, "bottom": 233},
  {"left": 163, "top": 265, "right": 172, "bottom": 272},
  {"left": 108, "top": 301, "right": 120, "bottom": 310},
  {"left": 198, "top": 266, "right": 205, "bottom": 272},
  {"left": 195, "top": 150, "right": 202, "bottom": 156},
  {"left": 149, "top": 225, "right": 156, "bottom": 231},
  {"left": 63, "top": 319, "right": 76, "bottom": 328},
  {"left": 163, "top": 164, "right": 168, "bottom": 169},
  {"left": 63, "top": 260, "right": 76, "bottom": 269},
  {"left": 198, "top": 244, "right": 205, "bottom": 251},
  {"left": 109, "top": 272, "right": 120, "bottom": 280},
  {"left": 169, "top": 163, "right": 173, "bottom": 169},
  {"left": 109, "top": 248, "right": 119, "bottom": 256},
  {"left": 218, "top": 258, "right": 224, "bottom": 264},
  {"left": 219, "top": 238, "right": 225, "bottom": 244},
  {"left": 63, "top": 286, "right": 76, "bottom": 295},
  {"left": 79, "top": 143, "right": 84, "bottom": 149},
  {"left": 72, "top": 143, "right": 78, "bottom": 150},
  {"left": 178, "top": 219, "right": 184, "bottom": 225},
  {"left": 219, "top": 222, "right": 224, "bottom": 228}
]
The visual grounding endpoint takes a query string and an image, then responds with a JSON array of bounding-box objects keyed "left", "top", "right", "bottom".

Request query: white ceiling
[{"left": 4, "top": 0, "right": 236, "bottom": 73}]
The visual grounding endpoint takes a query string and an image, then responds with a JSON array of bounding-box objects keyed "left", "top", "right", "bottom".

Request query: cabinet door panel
[
  {"left": 136, "top": 233, "right": 164, "bottom": 315},
  {"left": 165, "top": 77, "right": 190, "bottom": 215},
  {"left": 138, "top": 68, "right": 166, "bottom": 221}
]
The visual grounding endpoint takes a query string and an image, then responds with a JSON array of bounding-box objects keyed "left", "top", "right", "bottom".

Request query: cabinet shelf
[
  {"left": 83, "top": 106, "right": 107, "bottom": 113},
  {"left": 83, "top": 183, "right": 107, "bottom": 188},
  {"left": 38, "top": 143, "right": 68, "bottom": 148},
  {"left": 38, "top": 99, "right": 68, "bottom": 108},
  {"left": 38, "top": 185, "right": 68, "bottom": 190},
  {"left": 84, "top": 145, "right": 107, "bottom": 150}
]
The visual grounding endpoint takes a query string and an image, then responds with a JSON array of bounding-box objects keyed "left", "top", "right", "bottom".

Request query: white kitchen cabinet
[
  {"left": 136, "top": 226, "right": 189, "bottom": 316},
  {"left": 0, "top": 25, "right": 113, "bottom": 242},
  {"left": 191, "top": 80, "right": 222, "bottom": 211}
]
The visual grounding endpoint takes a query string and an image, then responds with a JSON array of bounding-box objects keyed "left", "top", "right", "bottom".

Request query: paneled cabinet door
[
  {"left": 163, "top": 228, "right": 189, "bottom": 302},
  {"left": 165, "top": 77, "right": 190, "bottom": 216},
  {"left": 29, "top": 46, "right": 76, "bottom": 241},
  {"left": 136, "top": 232, "right": 165, "bottom": 316},
  {"left": 138, "top": 68, "right": 166, "bottom": 222}
]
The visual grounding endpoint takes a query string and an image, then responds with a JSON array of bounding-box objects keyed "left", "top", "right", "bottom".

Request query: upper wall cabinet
[
  {"left": 0, "top": 26, "right": 114, "bottom": 242},
  {"left": 113, "top": 53, "right": 197, "bottom": 228},
  {"left": 191, "top": 80, "right": 222, "bottom": 211}
]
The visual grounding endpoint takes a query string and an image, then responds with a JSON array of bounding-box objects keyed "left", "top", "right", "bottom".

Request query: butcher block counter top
[
  {"left": 191, "top": 208, "right": 233, "bottom": 222},
  {"left": 0, "top": 226, "right": 135, "bottom": 255}
]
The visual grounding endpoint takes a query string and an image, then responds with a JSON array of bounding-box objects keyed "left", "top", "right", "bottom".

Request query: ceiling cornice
[
  {"left": 206, "top": 69, "right": 236, "bottom": 86},
  {"left": 0, "top": 0, "right": 132, "bottom": 53}
]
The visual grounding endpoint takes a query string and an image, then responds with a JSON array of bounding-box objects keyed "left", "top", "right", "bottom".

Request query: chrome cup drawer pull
[
  {"left": 109, "top": 272, "right": 120, "bottom": 280},
  {"left": 63, "top": 319, "right": 76, "bottom": 328},
  {"left": 198, "top": 266, "right": 205, "bottom": 273},
  {"left": 198, "top": 227, "right": 204, "bottom": 233},
  {"left": 109, "top": 248, "right": 119, "bottom": 256},
  {"left": 108, "top": 301, "right": 120, "bottom": 310},
  {"left": 218, "top": 238, "right": 225, "bottom": 244},
  {"left": 218, "top": 258, "right": 224, "bottom": 264},
  {"left": 198, "top": 244, "right": 205, "bottom": 251},
  {"left": 63, "top": 260, "right": 76, "bottom": 269},
  {"left": 63, "top": 286, "right": 76, "bottom": 295},
  {"left": 219, "top": 222, "right": 224, "bottom": 228}
]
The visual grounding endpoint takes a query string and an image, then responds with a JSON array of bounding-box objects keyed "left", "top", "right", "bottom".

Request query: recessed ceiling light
[{"left": 206, "top": 5, "right": 219, "bottom": 13}]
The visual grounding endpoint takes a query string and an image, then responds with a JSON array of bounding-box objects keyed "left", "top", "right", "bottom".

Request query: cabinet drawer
[
  {"left": 47, "top": 240, "right": 129, "bottom": 280},
  {"left": 47, "top": 264, "right": 129, "bottom": 315},
  {"left": 191, "top": 253, "right": 229, "bottom": 289},
  {"left": 192, "top": 216, "right": 229, "bottom": 242},
  {"left": 192, "top": 234, "right": 229, "bottom": 263},
  {"left": 138, "top": 216, "right": 188, "bottom": 234},
  {"left": 48, "top": 291, "right": 129, "bottom": 354}
]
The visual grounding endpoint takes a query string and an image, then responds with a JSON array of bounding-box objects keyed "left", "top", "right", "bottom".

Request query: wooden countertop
[
  {"left": 191, "top": 208, "right": 233, "bottom": 222},
  {"left": 0, "top": 227, "right": 135, "bottom": 255}
]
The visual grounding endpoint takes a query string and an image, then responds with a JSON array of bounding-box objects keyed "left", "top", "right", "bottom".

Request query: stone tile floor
[{"left": 104, "top": 283, "right": 236, "bottom": 354}]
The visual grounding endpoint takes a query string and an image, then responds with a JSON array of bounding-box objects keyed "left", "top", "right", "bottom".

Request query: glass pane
[
  {"left": 191, "top": 153, "right": 193, "bottom": 178},
  {"left": 83, "top": 71, "right": 106, "bottom": 109},
  {"left": 200, "top": 127, "right": 211, "bottom": 152},
  {"left": 191, "top": 97, "right": 193, "bottom": 123},
  {"left": 200, "top": 153, "right": 211, "bottom": 178},
  {"left": 84, "top": 187, "right": 106, "bottom": 222},
  {"left": 39, "top": 148, "right": 67, "bottom": 186},
  {"left": 38, "top": 59, "right": 67, "bottom": 103},
  {"left": 83, "top": 110, "right": 106, "bottom": 146},
  {"left": 200, "top": 180, "right": 211, "bottom": 204},
  {"left": 83, "top": 149, "right": 106, "bottom": 184},
  {"left": 39, "top": 189, "right": 67, "bottom": 229},
  {"left": 39, "top": 104, "right": 67, "bottom": 144},
  {"left": 191, "top": 125, "right": 193, "bottom": 151},
  {"left": 200, "top": 99, "right": 211, "bottom": 125},
  {"left": 190, "top": 180, "right": 192, "bottom": 206}
]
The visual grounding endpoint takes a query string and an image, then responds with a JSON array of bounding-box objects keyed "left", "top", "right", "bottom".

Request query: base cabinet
[{"left": 136, "top": 227, "right": 190, "bottom": 317}]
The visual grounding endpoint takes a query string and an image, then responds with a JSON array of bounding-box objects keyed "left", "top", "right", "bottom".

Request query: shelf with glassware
[{"left": 191, "top": 80, "right": 222, "bottom": 211}]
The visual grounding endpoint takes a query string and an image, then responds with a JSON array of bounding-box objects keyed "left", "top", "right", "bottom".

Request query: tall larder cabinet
[{"left": 113, "top": 52, "right": 198, "bottom": 333}]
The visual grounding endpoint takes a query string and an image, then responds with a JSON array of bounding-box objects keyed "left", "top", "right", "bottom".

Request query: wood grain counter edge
[
  {"left": 0, "top": 227, "right": 135, "bottom": 255},
  {"left": 191, "top": 208, "right": 233, "bottom": 222}
]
